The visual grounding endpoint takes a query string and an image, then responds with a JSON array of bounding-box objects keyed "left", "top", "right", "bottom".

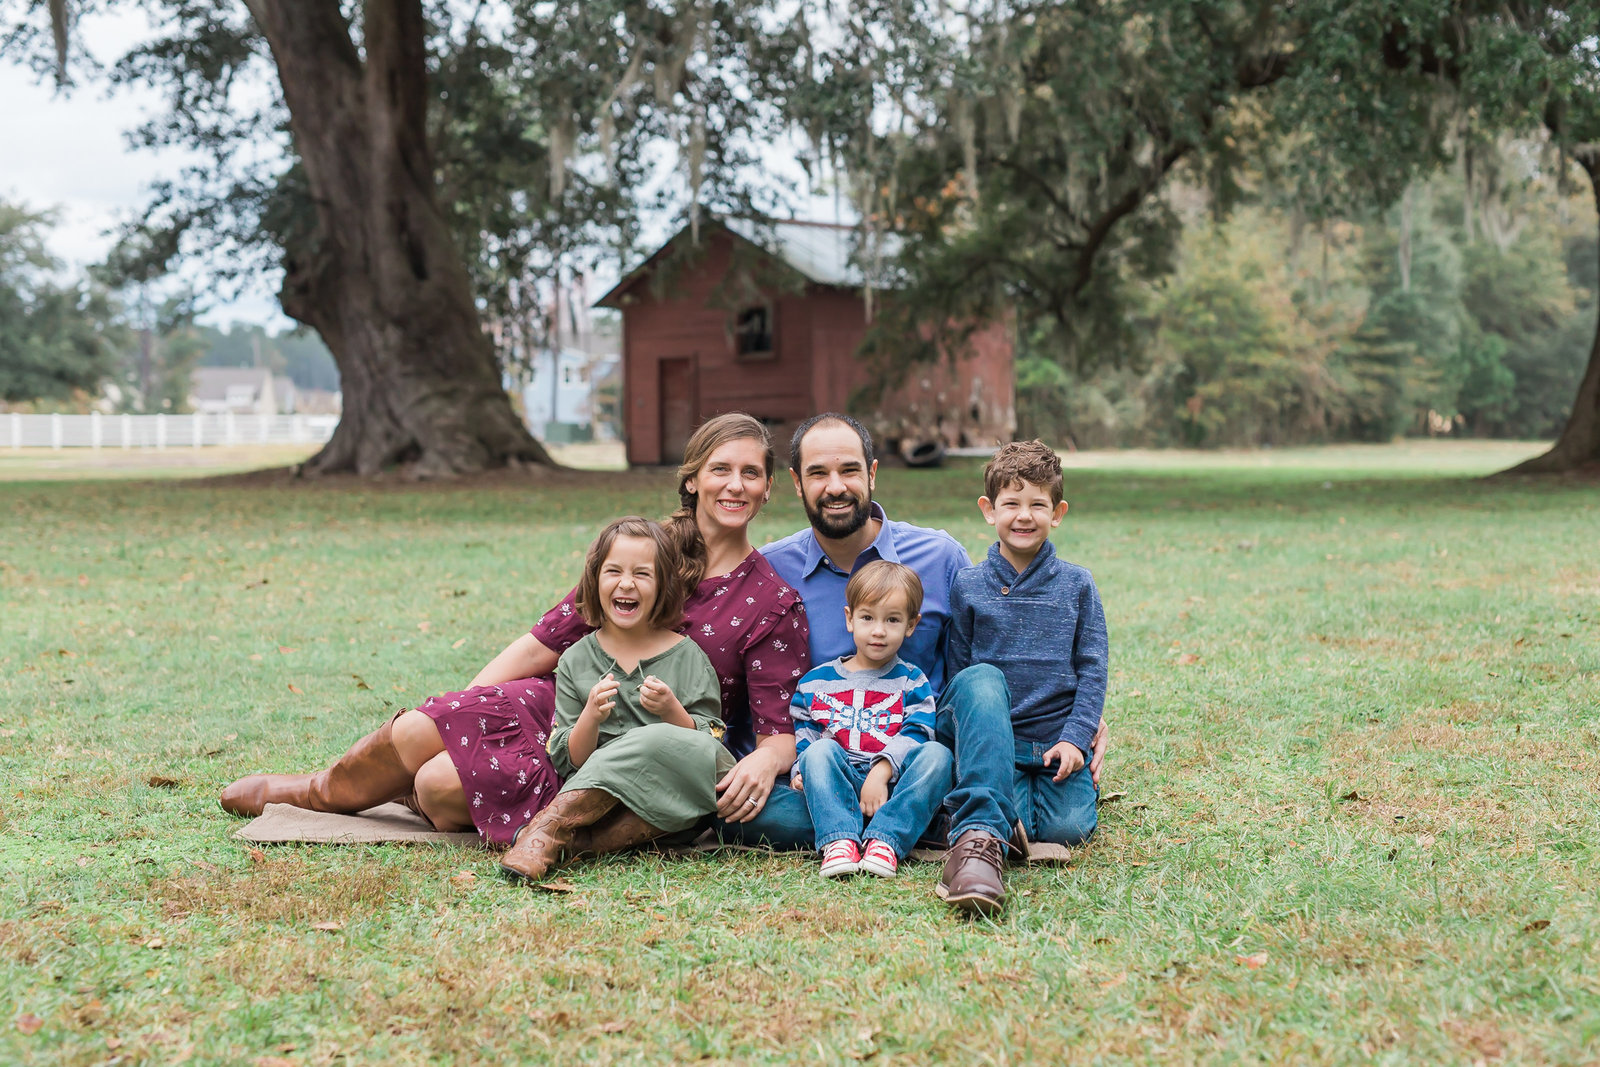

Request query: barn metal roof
[{"left": 594, "top": 218, "right": 901, "bottom": 307}]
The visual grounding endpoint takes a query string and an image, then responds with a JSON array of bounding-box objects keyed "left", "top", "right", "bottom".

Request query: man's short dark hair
[{"left": 789, "top": 413, "right": 875, "bottom": 473}]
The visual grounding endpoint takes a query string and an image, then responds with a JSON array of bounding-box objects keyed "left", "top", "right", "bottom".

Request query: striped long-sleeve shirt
[{"left": 789, "top": 656, "right": 937, "bottom": 780}]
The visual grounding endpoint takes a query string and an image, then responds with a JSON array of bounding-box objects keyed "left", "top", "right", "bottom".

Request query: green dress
[{"left": 549, "top": 633, "right": 737, "bottom": 832}]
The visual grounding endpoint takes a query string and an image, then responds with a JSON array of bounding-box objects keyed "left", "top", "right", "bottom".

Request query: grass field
[{"left": 1, "top": 443, "right": 1596, "bottom": 1065}]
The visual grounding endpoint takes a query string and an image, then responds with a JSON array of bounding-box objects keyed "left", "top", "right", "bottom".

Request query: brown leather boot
[
  {"left": 567, "top": 807, "right": 663, "bottom": 861},
  {"left": 935, "top": 828, "right": 1007, "bottom": 916},
  {"left": 500, "top": 789, "right": 619, "bottom": 882},
  {"left": 219, "top": 715, "right": 413, "bottom": 817}
]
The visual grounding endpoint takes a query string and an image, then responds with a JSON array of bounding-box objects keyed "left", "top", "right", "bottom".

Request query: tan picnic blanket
[{"left": 234, "top": 802, "right": 1075, "bottom": 864}]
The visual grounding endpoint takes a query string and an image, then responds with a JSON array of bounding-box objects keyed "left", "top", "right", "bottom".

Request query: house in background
[
  {"left": 190, "top": 367, "right": 277, "bottom": 416},
  {"left": 594, "top": 218, "right": 1015, "bottom": 466}
]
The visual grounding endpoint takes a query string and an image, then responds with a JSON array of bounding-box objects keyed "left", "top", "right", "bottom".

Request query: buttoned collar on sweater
[{"left": 986, "top": 538, "right": 1057, "bottom": 587}]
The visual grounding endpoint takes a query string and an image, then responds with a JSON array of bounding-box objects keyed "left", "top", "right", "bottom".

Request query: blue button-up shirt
[{"left": 760, "top": 502, "right": 972, "bottom": 696}]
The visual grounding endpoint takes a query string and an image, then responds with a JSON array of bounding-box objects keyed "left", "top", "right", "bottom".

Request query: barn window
[{"left": 734, "top": 304, "right": 774, "bottom": 358}]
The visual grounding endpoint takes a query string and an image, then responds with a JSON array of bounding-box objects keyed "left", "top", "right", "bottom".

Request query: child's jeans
[
  {"left": 796, "top": 739, "right": 954, "bottom": 858},
  {"left": 1012, "top": 739, "right": 1098, "bottom": 846}
]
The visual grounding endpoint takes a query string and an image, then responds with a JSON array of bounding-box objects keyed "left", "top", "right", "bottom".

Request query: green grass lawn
[{"left": 1, "top": 445, "right": 1596, "bottom": 1065}]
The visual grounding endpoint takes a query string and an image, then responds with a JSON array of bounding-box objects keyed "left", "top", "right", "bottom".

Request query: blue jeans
[
  {"left": 935, "top": 664, "right": 1018, "bottom": 845},
  {"left": 794, "top": 739, "right": 954, "bottom": 857},
  {"left": 1013, "top": 740, "right": 1098, "bottom": 845}
]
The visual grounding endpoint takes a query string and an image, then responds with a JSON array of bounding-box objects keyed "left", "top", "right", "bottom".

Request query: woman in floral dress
[{"left": 219, "top": 413, "right": 810, "bottom": 857}]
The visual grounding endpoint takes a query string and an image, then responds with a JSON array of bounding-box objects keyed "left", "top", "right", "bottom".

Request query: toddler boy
[
  {"left": 947, "top": 440, "right": 1107, "bottom": 848},
  {"left": 790, "top": 561, "right": 954, "bottom": 878}
]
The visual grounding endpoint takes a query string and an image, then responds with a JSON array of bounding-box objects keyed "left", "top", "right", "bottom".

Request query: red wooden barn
[{"left": 594, "top": 219, "right": 1016, "bottom": 466}]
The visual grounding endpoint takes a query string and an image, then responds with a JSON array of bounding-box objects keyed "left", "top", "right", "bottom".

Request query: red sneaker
[
  {"left": 819, "top": 839, "right": 862, "bottom": 878},
  {"left": 859, "top": 839, "right": 899, "bottom": 878}
]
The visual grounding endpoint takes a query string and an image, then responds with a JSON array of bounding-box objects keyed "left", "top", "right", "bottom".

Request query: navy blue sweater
[{"left": 946, "top": 540, "right": 1109, "bottom": 758}]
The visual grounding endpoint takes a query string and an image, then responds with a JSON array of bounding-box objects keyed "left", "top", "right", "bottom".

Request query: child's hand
[
  {"left": 860, "top": 762, "right": 893, "bottom": 816},
  {"left": 639, "top": 675, "right": 685, "bottom": 719},
  {"left": 790, "top": 773, "right": 803, "bottom": 793},
  {"left": 1042, "top": 741, "right": 1085, "bottom": 782},
  {"left": 585, "top": 673, "right": 619, "bottom": 722}
]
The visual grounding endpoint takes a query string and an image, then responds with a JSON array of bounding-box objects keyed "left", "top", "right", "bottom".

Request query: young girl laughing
[{"left": 501, "top": 516, "right": 733, "bottom": 881}]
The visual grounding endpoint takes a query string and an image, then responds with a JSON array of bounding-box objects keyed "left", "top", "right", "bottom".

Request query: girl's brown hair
[
  {"left": 575, "top": 517, "right": 687, "bottom": 631},
  {"left": 665, "top": 413, "right": 776, "bottom": 587}
]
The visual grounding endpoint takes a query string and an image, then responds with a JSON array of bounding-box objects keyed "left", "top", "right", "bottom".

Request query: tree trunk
[
  {"left": 1506, "top": 151, "right": 1600, "bottom": 476},
  {"left": 243, "top": 0, "right": 553, "bottom": 476}
]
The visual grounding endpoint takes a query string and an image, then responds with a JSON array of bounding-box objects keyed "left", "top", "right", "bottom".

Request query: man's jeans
[
  {"left": 1012, "top": 739, "right": 1098, "bottom": 845},
  {"left": 794, "top": 739, "right": 954, "bottom": 858},
  {"left": 716, "top": 663, "right": 1019, "bottom": 849}
]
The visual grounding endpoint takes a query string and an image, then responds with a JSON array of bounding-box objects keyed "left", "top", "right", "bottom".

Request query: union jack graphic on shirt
[{"left": 789, "top": 656, "right": 937, "bottom": 763}]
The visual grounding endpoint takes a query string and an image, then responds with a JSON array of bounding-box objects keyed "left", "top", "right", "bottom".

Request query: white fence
[{"left": 6, "top": 412, "right": 339, "bottom": 449}]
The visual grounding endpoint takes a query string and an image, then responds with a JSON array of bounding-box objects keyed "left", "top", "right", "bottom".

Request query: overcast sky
[
  {"left": 1, "top": 13, "right": 292, "bottom": 327},
  {"left": 2, "top": 12, "right": 848, "bottom": 333}
]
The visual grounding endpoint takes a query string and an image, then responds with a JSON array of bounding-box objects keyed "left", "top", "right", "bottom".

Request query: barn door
[{"left": 659, "top": 357, "right": 696, "bottom": 464}]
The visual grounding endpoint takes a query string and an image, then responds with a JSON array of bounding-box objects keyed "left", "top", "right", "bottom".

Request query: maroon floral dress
[{"left": 417, "top": 550, "right": 809, "bottom": 844}]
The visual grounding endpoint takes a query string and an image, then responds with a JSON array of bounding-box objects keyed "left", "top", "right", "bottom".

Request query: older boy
[{"left": 946, "top": 440, "right": 1107, "bottom": 850}]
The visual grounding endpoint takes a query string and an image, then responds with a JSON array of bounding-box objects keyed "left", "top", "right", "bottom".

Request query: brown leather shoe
[
  {"left": 219, "top": 714, "right": 412, "bottom": 817},
  {"left": 501, "top": 788, "right": 619, "bottom": 882},
  {"left": 936, "top": 829, "right": 1007, "bottom": 916}
]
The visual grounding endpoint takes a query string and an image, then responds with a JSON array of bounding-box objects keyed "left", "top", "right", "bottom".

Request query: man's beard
[{"left": 805, "top": 491, "right": 873, "bottom": 540}]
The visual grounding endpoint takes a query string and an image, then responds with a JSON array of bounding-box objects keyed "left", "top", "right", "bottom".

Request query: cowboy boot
[
  {"left": 500, "top": 789, "right": 619, "bottom": 882},
  {"left": 566, "top": 807, "right": 664, "bottom": 861},
  {"left": 219, "top": 714, "right": 413, "bottom": 817}
]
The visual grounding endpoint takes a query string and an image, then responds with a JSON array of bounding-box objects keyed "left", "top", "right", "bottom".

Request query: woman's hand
[
  {"left": 584, "top": 673, "right": 619, "bottom": 722},
  {"left": 715, "top": 743, "right": 786, "bottom": 823},
  {"left": 1089, "top": 718, "right": 1109, "bottom": 787}
]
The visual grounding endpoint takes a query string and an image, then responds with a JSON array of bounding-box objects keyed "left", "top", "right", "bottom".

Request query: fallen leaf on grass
[
  {"left": 144, "top": 938, "right": 165, "bottom": 949},
  {"left": 249, "top": 653, "right": 263, "bottom": 662},
  {"left": 287, "top": 684, "right": 304, "bottom": 695},
  {"left": 351, "top": 675, "right": 371, "bottom": 690},
  {"left": 311, "top": 922, "right": 343, "bottom": 932},
  {"left": 1235, "top": 951, "right": 1269, "bottom": 969},
  {"left": 277, "top": 646, "right": 298, "bottom": 654},
  {"left": 1100, "top": 791, "right": 1128, "bottom": 804},
  {"left": 1175, "top": 653, "right": 1201, "bottom": 666},
  {"left": 1126, "top": 689, "right": 1144, "bottom": 698},
  {"left": 448, "top": 871, "right": 477, "bottom": 889},
  {"left": 1339, "top": 790, "right": 1362, "bottom": 802},
  {"left": 56, "top": 648, "right": 76, "bottom": 657},
  {"left": 597, "top": 1021, "right": 627, "bottom": 1034},
  {"left": 452, "top": 638, "right": 467, "bottom": 649},
  {"left": 77, "top": 574, "right": 88, "bottom": 586},
  {"left": 245, "top": 578, "right": 269, "bottom": 589},
  {"left": 253, "top": 1058, "right": 296, "bottom": 1067},
  {"left": 105, "top": 1036, "right": 123, "bottom": 1050},
  {"left": 535, "top": 880, "right": 579, "bottom": 893},
  {"left": 248, "top": 848, "right": 267, "bottom": 864},
  {"left": 75, "top": 856, "right": 91, "bottom": 867},
  {"left": 15, "top": 1013, "right": 43, "bottom": 1035},
  {"left": 1099, "top": 973, "right": 1128, "bottom": 990},
  {"left": 147, "top": 775, "right": 179, "bottom": 789},
  {"left": 1522, "top": 919, "right": 1551, "bottom": 933},
  {"left": 417, "top": 621, "right": 432, "bottom": 633}
]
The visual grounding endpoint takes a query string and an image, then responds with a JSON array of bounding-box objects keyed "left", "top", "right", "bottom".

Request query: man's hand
[
  {"left": 1042, "top": 740, "right": 1085, "bottom": 782},
  {"left": 1089, "top": 718, "right": 1109, "bottom": 787},
  {"left": 584, "top": 673, "right": 619, "bottom": 722},
  {"left": 860, "top": 762, "right": 892, "bottom": 816}
]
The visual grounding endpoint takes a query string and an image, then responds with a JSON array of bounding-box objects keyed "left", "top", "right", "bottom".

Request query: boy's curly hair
[{"left": 983, "top": 440, "right": 1063, "bottom": 505}]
